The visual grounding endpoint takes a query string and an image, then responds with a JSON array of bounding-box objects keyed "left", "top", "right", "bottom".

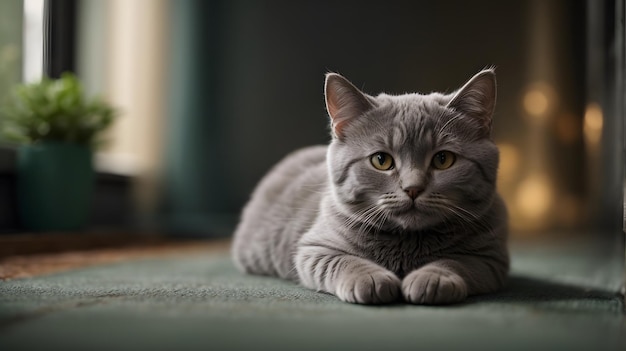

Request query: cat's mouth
[
  {"left": 381, "top": 198, "right": 447, "bottom": 231},
  {"left": 394, "top": 202, "right": 416, "bottom": 214},
  {"left": 376, "top": 195, "right": 414, "bottom": 213},
  {"left": 374, "top": 193, "right": 450, "bottom": 230}
]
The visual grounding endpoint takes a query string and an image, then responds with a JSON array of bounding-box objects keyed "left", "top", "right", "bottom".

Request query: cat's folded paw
[
  {"left": 402, "top": 266, "right": 468, "bottom": 305},
  {"left": 336, "top": 271, "right": 401, "bottom": 304}
]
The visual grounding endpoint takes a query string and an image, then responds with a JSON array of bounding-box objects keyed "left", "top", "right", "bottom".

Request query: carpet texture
[{"left": 0, "top": 237, "right": 624, "bottom": 351}]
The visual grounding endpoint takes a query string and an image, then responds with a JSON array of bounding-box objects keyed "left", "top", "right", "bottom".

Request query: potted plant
[{"left": 0, "top": 73, "right": 117, "bottom": 231}]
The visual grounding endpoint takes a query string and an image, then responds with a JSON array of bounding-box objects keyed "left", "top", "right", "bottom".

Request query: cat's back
[
  {"left": 246, "top": 145, "right": 328, "bottom": 204},
  {"left": 232, "top": 145, "right": 328, "bottom": 279}
]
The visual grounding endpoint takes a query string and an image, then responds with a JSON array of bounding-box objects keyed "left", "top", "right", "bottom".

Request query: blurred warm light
[
  {"left": 497, "top": 143, "right": 520, "bottom": 184},
  {"left": 523, "top": 90, "right": 549, "bottom": 117},
  {"left": 515, "top": 174, "right": 553, "bottom": 220},
  {"left": 583, "top": 103, "right": 603, "bottom": 146},
  {"left": 522, "top": 82, "right": 556, "bottom": 120}
]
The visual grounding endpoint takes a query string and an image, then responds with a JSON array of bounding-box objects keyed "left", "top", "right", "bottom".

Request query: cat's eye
[
  {"left": 432, "top": 151, "right": 456, "bottom": 170},
  {"left": 370, "top": 152, "right": 395, "bottom": 171}
]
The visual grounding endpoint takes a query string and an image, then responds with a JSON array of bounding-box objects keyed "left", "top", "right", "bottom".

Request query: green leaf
[{"left": 0, "top": 72, "right": 118, "bottom": 148}]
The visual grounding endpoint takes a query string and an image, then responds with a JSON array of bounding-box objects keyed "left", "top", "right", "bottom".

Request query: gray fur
[{"left": 232, "top": 69, "right": 509, "bottom": 304}]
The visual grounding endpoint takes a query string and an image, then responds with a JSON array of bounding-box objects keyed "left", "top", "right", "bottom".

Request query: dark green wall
[{"left": 162, "top": 0, "right": 586, "bottom": 236}]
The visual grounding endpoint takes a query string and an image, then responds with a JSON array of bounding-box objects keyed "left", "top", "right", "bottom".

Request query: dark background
[
  {"left": 1, "top": 0, "right": 623, "bottom": 240},
  {"left": 162, "top": 0, "right": 591, "bottom": 236}
]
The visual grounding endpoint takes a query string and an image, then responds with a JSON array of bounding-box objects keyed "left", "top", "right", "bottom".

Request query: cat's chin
[
  {"left": 378, "top": 201, "right": 444, "bottom": 232},
  {"left": 387, "top": 213, "right": 444, "bottom": 232}
]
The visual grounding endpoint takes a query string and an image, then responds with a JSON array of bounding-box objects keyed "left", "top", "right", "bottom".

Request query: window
[{"left": 0, "top": 0, "right": 26, "bottom": 105}]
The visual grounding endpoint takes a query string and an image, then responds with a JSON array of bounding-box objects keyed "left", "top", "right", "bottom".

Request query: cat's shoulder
[{"left": 257, "top": 145, "right": 328, "bottom": 185}]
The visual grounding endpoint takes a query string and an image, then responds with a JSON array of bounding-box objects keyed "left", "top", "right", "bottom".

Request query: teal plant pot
[{"left": 17, "top": 142, "right": 94, "bottom": 231}]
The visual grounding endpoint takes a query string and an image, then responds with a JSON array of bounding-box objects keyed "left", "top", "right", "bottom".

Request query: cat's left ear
[
  {"left": 447, "top": 69, "right": 497, "bottom": 138},
  {"left": 325, "top": 73, "right": 376, "bottom": 140}
]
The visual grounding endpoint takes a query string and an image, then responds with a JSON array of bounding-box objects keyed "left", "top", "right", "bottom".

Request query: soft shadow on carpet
[{"left": 0, "top": 238, "right": 624, "bottom": 351}]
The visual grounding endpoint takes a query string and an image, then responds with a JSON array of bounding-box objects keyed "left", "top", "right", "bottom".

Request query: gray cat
[{"left": 232, "top": 69, "right": 509, "bottom": 305}]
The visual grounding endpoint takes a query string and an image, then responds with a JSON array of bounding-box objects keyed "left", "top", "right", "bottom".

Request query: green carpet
[{"left": 0, "top": 237, "right": 624, "bottom": 351}]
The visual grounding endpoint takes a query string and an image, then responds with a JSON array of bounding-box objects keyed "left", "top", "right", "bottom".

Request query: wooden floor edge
[{"left": 0, "top": 238, "right": 232, "bottom": 281}]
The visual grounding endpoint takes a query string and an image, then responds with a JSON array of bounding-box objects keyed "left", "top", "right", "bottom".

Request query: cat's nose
[{"left": 403, "top": 185, "right": 424, "bottom": 200}]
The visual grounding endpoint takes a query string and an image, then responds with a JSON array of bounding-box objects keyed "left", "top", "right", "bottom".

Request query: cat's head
[{"left": 324, "top": 69, "right": 499, "bottom": 232}]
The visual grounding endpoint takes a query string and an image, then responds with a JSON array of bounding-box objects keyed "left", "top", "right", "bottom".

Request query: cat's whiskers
[
  {"left": 357, "top": 209, "right": 378, "bottom": 236},
  {"left": 340, "top": 205, "right": 374, "bottom": 230},
  {"left": 341, "top": 203, "right": 390, "bottom": 237},
  {"left": 450, "top": 205, "right": 493, "bottom": 235},
  {"left": 354, "top": 206, "right": 382, "bottom": 234},
  {"left": 424, "top": 195, "right": 493, "bottom": 236},
  {"left": 369, "top": 206, "right": 390, "bottom": 232}
]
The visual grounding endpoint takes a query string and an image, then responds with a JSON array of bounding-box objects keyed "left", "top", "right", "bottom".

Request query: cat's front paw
[
  {"left": 402, "top": 266, "right": 467, "bottom": 305},
  {"left": 336, "top": 270, "right": 401, "bottom": 304}
]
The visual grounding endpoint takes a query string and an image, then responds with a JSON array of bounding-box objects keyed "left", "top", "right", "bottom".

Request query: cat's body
[{"left": 232, "top": 70, "right": 509, "bottom": 304}]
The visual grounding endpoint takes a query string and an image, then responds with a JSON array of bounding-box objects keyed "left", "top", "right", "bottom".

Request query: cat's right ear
[
  {"left": 325, "top": 73, "right": 375, "bottom": 140},
  {"left": 447, "top": 69, "right": 497, "bottom": 138}
]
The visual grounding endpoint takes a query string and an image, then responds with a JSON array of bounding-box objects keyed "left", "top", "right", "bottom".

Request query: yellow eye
[
  {"left": 370, "top": 152, "right": 394, "bottom": 171},
  {"left": 432, "top": 151, "right": 456, "bottom": 170}
]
